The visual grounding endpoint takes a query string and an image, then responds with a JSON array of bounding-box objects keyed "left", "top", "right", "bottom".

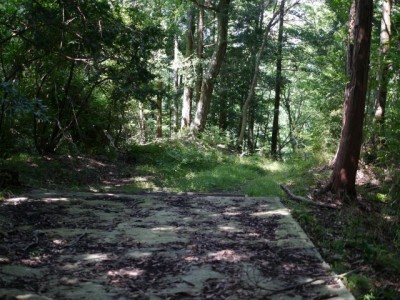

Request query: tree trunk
[
  {"left": 139, "top": 102, "right": 147, "bottom": 144},
  {"left": 173, "top": 36, "right": 180, "bottom": 133},
  {"left": 195, "top": 2, "right": 205, "bottom": 105},
  {"left": 327, "top": 0, "right": 374, "bottom": 199},
  {"left": 181, "top": 7, "right": 196, "bottom": 130},
  {"left": 346, "top": 0, "right": 356, "bottom": 77},
  {"left": 283, "top": 87, "right": 295, "bottom": 153},
  {"left": 191, "top": 0, "right": 231, "bottom": 134},
  {"left": 374, "top": 0, "right": 391, "bottom": 125},
  {"left": 271, "top": 0, "right": 285, "bottom": 160},
  {"left": 156, "top": 81, "right": 163, "bottom": 138},
  {"left": 238, "top": 5, "right": 281, "bottom": 147},
  {"left": 330, "top": 0, "right": 356, "bottom": 166},
  {"left": 247, "top": 105, "right": 255, "bottom": 153}
]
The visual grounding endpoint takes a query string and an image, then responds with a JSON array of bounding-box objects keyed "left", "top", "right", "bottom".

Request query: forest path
[{"left": 0, "top": 191, "right": 354, "bottom": 299}]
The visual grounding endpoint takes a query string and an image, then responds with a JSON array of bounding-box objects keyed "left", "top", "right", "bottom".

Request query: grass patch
[{"left": 120, "top": 140, "right": 320, "bottom": 196}]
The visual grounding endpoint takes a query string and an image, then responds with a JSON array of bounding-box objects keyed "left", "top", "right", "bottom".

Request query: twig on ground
[{"left": 280, "top": 184, "right": 339, "bottom": 209}]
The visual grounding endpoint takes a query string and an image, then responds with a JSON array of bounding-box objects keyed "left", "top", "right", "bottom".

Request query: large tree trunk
[
  {"left": 181, "top": 7, "right": 196, "bottom": 130},
  {"left": 330, "top": 0, "right": 356, "bottom": 166},
  {"left": 374, "top": 0, "right": 391, "bottom": 125},
  {"left": 270, "top": 0, "right": 285, "bottom": 160},
  {"left": 191, "top": 0, "right": 231, "bottom": 134},
  {"left": 327, "top": 0, "right": 374, "bottom": 199}
]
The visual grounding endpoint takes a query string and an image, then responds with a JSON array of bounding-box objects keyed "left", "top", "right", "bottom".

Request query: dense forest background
[
  {"left": 1, "top": 0, "right": 400, "bottom": 298},
  {"left": 1, "top": 0, "right": 398, "bottom": 163}
]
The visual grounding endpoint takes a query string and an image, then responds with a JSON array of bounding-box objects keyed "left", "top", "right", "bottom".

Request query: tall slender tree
[
  {"left": 374, "top": 0, "right": 392, "bottom": 126},
  {"left": 326, "top": 0, "right": 374, "bottom": 199},
  {"left": 181, "top": 6, "right": 196, "bottom": 130},
  {"left": 156, "top": 82, "right": 163, "bottom": 138},
  {"left": 271, "top": 0, "right": 285, "bottom": 159},
  {"left": 195, "top": 1, "right": 205, "bottom": 105},
  {"left": 191, "top": 0, "right": 231, "bottom": 134},
  {"left": 238, "top": 1, "right": 280, "bottom": 148},
  {"left": 173, "top": 36, "right": 181, "bottom": 133}
]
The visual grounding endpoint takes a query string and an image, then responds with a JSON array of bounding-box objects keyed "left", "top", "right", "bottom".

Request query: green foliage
[
  {"left": 346, "top": 274, "right": 372, "bottom": 298},
  {"left": 0, "top": 0, "right": 162, "bottom": 154}
]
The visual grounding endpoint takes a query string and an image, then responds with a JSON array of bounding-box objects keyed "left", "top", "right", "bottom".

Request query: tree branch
[{"left": 280, "top": 184, "right": 339, "bottom": 209}]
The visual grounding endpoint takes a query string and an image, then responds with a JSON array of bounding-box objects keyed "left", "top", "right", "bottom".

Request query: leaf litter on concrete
[{"left": 0, "top": 192, "right": 353, "bottom": 299}]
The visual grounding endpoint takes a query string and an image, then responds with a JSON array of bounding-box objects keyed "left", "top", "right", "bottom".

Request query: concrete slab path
[{"left": 0, "top": 191, "right": 354, "bottom": 299}]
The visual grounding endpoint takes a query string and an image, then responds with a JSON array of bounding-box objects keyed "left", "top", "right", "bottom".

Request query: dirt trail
[{"left": 0, "top": 191, "right": 354, "bottom": 299}]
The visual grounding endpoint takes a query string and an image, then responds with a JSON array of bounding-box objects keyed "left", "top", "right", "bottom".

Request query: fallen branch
[
  {"left": 280, "top": 184, "right": 339, "bottom": 209},
  {"left": 334, "top": 267, "right": 362, "bottom": 278}
]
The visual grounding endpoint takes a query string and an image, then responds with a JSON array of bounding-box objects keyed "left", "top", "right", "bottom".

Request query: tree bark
[
  {"left": 271, "top": 0, "right": 285, "bottom": 160},
  {"left": 346, "top": 0, "right": 356, "bottom": 78},
  {"left": 195, "top": 1, "right": 205, "bottom": 105},
  {"left": 139, "top": 102, "right": 147, "bottom": 144},
  {"left": 247, "top": 105, "right": 255, "bottom": 152},
  {"left": 374, "top": 0, "right": 391, "bottom": 125},
  {"left": 156, "top": 81, "right": 163, "bottom": 138},
  {"left": 327, "top": 0, "right": 374, "bottom": 199},
  {"left": 181, "top": 7, "right": 196, "bottom": 130},
  {"left": 191, "top": 0, "right": 231, "bottom": 134},
  {"left": 330, "top": 0, "right": 356, "bottom": 166},
  {"left": 173, "top": 36, "right": 180, "bottom": 133},
  {"left": 283, "top": 87, "right": 295, "bottom": 153}
]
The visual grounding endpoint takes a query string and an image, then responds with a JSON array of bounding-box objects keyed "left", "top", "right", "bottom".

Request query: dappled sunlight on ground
[{"left": 0, "top": 191, "right": 354, "bottom": 299}]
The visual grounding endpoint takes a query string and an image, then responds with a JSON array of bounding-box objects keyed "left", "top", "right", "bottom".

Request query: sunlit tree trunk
[
  {"left": 374, "top": 0, "right": 392, "bottom": 125},
  {"left": 156, "top": 81, "right": 163, "bottom": 138},
  {"left": 327, "top": 0, "right": 373, "bottom": 199},
  {"left": 173, "top": 36, "right": 180, "bottom": 133},
  {"left": 195, "top": 2, "right": 204, "bottom": 105},
  {"left": 271, "top": 0, "right": 285, "bottom": 160},
  {"left": 191, "top": 0, "right": 231, "bottom": 134},
  {"left": 181, "top": 7, "right": 196, "bottom": 130}
]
